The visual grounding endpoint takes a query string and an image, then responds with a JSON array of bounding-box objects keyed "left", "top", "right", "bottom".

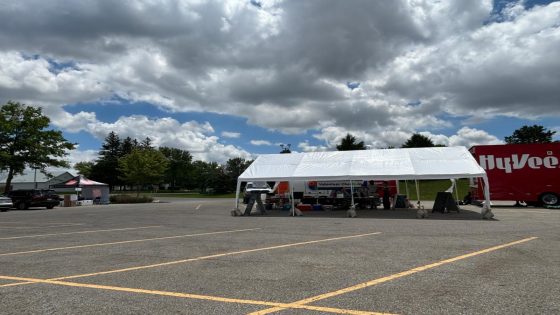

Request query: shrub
[{"left": 110, "top": 194, "right": 153, "bottom": 204}]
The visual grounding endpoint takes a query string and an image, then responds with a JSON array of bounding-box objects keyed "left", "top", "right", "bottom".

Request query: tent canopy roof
[
  {"left": 239, "top": 146, "right": 486, "bottom": 182},
  {"left": 52, "top": 175, "right": 108, "bottom": 187}
]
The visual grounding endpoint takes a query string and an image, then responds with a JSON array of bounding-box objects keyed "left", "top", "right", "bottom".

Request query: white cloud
[
  {"left": 59, "top": 113, "right": 251, "bottom": 163},
  {"left": 0, "top": 51, "right": 109, "bottom": 106},
  {"left": 66, "top": 149, "right": 99, "bottom": 166},
  {"left": 40, "top": 148, "right": 99, "bottom": 176},
  {"left": 419, "top": 127, "right": 503, "bottom": 148},
  {"left": 448, "top": 127, "right": 503, "bottom": 147},
  {"left": 250, "top": 139, "right": 272, "bottom": 146},
  {"left": 310, "top": 126, "right": 502, "bottom": 150},
  {"left": 50, "top": 111, "right": 98, "bottom": 133},
  {"left": 221, "top": 131, "right": 241, "bottom": 138},
  {"left": 312, "top": 126, "right": 412, "bottom": 149},
  {"left": 0, "top": 0, "right": 558, "bottom": 160},
  {"left": 298, "top": 141, "right": 328, "bottom": 152},
  {"left": 378, "top": 2, "right": 560, "bottom": 118},
  {"left": 406, "top": 0, "right": 493, "bottom": 39}
]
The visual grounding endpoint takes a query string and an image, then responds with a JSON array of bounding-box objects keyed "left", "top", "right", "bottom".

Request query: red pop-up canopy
[{"left": 53, "top": 175, "right": 110, "bottom": 204}]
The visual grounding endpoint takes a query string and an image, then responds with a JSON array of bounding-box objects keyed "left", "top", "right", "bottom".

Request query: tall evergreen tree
[
  {"left": 140, "top": 137, "right": 153, "bottom": 149},
  {"left": 90, "top": 131, "right": 122, "bottom": 190},
  {"left": 100, "top": 131, "right": 121, "bottom": 160},
  {"left": 336, "top": 133, "right": 366, "bottom": 151},
  {"left": 505, "top": 125, "right": 556, "bottom": 144},
  {"left": 401, "top": 134, "right": 435, "bottom": 148},
  {"left": 120, "top": 136, "right": 138, "bottom": 156}
]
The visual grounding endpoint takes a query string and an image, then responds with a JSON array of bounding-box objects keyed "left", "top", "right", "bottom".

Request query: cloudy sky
[{"left": 1, "top": 0, "right": 559, "bottom": 165}]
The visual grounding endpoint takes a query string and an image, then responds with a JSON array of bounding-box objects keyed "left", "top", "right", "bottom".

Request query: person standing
[
  {"left": 382, "top": 181, "right": 391, "bottom": 210},
  {"left": 244, "top": 191, "right": 266, "bottom": 216}
]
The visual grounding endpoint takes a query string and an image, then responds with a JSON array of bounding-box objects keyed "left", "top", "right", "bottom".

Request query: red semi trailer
[{"left": 469, "top": 143, "right": 560, "bottom": 207}]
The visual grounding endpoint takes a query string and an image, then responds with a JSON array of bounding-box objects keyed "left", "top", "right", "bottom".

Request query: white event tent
[{"left": 236, "top": 146, "right": 494, "bottom": 219}]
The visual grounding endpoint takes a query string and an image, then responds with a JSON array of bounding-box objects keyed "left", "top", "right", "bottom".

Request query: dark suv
[{"left": 7, "top": 189, "right": 61, "bottom": 210}]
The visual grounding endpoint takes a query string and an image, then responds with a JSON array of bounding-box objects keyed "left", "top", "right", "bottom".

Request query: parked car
[
  {"left": 7, "top": 189, "right": 61, "bottom": 210},
  {"left": 0, "top": 195, "right": 13, "bottom": 212}
]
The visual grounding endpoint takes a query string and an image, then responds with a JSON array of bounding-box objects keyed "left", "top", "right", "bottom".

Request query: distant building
[{"left": 0, "top": 170, "right": 75, "bottom": 191}]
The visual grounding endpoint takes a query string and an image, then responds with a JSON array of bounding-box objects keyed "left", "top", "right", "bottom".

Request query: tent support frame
[
  {"left": 233, "top": 176, "right": 494, "bottom": 219},
  {"left": 481, "top": 175, "right": 494, "bottom": 219}
]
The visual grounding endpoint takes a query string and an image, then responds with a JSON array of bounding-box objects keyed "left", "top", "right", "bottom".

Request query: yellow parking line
[
  {"left": 249, "top": 236, "right": 538, "bottom": 315},
  {"left": 0, "top": 275, "right": 394, "bottom": 315},
  {"left": 0, "top": 228, "right": 261, "bottom": 256},
  {"left": 0, "top": 232, "right": 382, "bottom": 288},
  {"left": 0, "top": 226, "right": 162, "bottom": 240}
]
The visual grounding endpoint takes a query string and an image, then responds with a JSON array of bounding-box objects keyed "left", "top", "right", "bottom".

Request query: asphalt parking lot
[{"left": 1, "top": 199, "right": 558, "bottom": 314}]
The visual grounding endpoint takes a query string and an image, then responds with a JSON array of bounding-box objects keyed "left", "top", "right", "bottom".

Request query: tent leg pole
[
  {"left": 481, "top": 175, "right": 494, "bottom": 219},
  {"left": 350, "top": 180, "right": 355, "bottom": 208},
  {"left": 235, "top": 180, "right": 240, "bottom": 210},
  {"left": 405, "top": 180, "right": 410, "bottom": 199},
  {"left": 454, "top": 179, "right": 460, "bottom": 209},
  {"left": 415, "top": 180, "right": 420, "bottom": 205},
  {"left": 347, "top": 180, "right": 357, "bottom": 218},
  {"left": 290, "top": 181, "right": 300, "bottom": 216},
  {"left": 231, "top": 180, "right": 242, "bottom": 216},
  {"left": 415, "top": 180, "right": 427, "bottom": 218},
  {"left": 291, "top": 181, "right": 294, "bottom": 217}
]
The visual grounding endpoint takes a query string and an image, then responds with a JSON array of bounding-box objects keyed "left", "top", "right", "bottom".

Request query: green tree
[
  {"left": 118, "top": 148, "right": 169, "bottom": 196},
  {"left": 90, "top": 131, "right": 122, "bottom": 190},
  {"left": 190, "top": 160, "right": 209, "bottom": 192},
  {"left": 336, "top": 133, "right": 366, "bottom": 151},
  {"left": 505, "top": 125, "right": 556, "bottom": 144},
  {"left": 0, "top": 101, "right": 75, "bottom": 193},
  {"left": 74, "top": 161, "right": 94, "bottom": 177},
  {"left": 205, "top": 162, "right": 230, "bottom": 194},
  {"left": 140, "top": 137, "right": 153, "bottom": 149},
  {"left": 189, "top": 161, "right": 229, "bottom": 193},
  {"left": 401, "top": 133, "right": 435, "bottom": 148},
  {"left": 159, "top": 147, "right": 193, "bottom": 189},
  {"left": 225, "top": 157, "right": 252, "bottom": 191},
  {"left": 100, "top": 131, "right": 122, "bottom": 158},
  {"left": 120, "top": 136, "right": 138, "bottom": 156}
]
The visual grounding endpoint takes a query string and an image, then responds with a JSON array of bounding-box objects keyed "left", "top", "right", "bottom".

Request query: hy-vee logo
[{"left": 479, "top": 154, "right": 559, "bottom": 173}]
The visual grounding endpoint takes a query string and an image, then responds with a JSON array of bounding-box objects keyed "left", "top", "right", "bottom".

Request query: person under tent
[{"left": 382, "top": 181, "right": 392, "bottom": 210}]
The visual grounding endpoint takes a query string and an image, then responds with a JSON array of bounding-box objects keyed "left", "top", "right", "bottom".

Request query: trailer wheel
[{"left": 539, "top": 192, "right": 559, "bottom": 207}]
